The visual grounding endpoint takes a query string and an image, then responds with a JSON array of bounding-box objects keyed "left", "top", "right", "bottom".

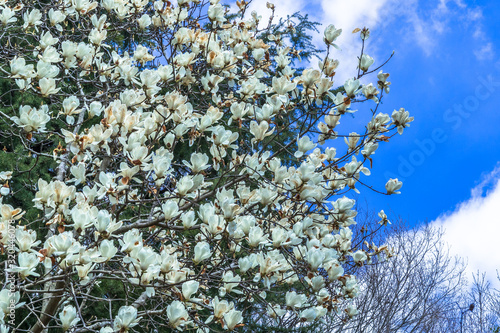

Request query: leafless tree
[
  {"left": 320, "top": 221, "right": 468, "bottom": 333},
  {"left": 458, "top": 272, "right": 500, "bottom": 333}
]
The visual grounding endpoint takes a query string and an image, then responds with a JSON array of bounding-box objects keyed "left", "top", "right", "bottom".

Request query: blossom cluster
[{"left": 0, "top": 0, "right": 412, "bottom": 331}]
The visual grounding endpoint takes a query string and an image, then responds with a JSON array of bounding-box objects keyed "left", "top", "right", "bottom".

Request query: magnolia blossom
[
  {"left": 0, "top": 288, "right": 22, "bottom": 323},
  {"left": 182, "top": 280, "right": 199, "bottom": 300},
  {"left": 39, "top": 77, "right": 60, "bottom": 96},
  {"left": 9, "top": 252, "right": 40, "bottom": 279},
  {"left": 344, "top": 78, "right": 361, "bottom": 98},
  {"left": 386, "top": 178, "right": 403, "bottom": 194},
  {"left": 295, "top": 135, "right": 317, "bottom": 158},
  {"left": 352, "top": 250, "right": 368, "bottom": 264},
  {"left": 0, "top": 7, "right": 17, "bottom": 25},
  {"left": 113, "top": 306, "right": 139, "bottom": 332},
  {"left": 224, "top": 309, "right": 243, "bottom": 330},
  {"left": 359, "top": 54, "right": 374, "bottom": 72},
  {"left": 167, "top": 301, "right": 190, "bottom": 329},
  {"left": 324, "top": 24, "right": 342, "bottom": 48},
  {"left": 377, "top": 70, "right": 391, "bottom": 93},
  {"left": 392, "top": 107, "right": 414, "bottom": 134},
  {"left": 193, "top": 241, "right": 211, "bottom": 264},
  {"left": 59, "top": 305, "right": 79, "bottom": 331},
  {"left": 11, "top": 105, "right": 50, "bottom": 133}
]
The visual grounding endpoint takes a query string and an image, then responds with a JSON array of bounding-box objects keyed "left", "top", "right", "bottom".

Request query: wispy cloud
[
  {"left": 432, "top": 165, "right": 500, "bottom": 287},
  {"left": 473, "top": 43, "right": 494, "bottom": 61}
]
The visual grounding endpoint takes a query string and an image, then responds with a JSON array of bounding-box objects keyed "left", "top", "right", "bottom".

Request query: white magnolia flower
[
  {"left": 208, "top": 3, "right": 225, "bottom": 23},
  {"left": 48, "top": 9, "right": 66, "bottom": 30},
  {"left": 39, "top": 78, "right": 60, "bottom": 96},
  {"left": 10, "top": 57, "right": 35, "bottom": 78},
  {"left": 378, "top": 210, "right": 391, "bottom": 225},
  {"left": 162, "top": 201, "right": 179, "bottom": 221},
  {"left": 250, "top": 121, "right": 274, "bottom": 145},
  {"left": 114, "top": 306, "right": 139, "bottom": 332},
  {"left": 183, "top": 153, "right": 210, "bottom": 173},
  {"left": 193, "top": 241, "right": 211, "bottom": 264},
  {"left": 0, "top": 7, "right": 17, "bottom": 25},
  {"left": 39, "top": 31, "right": 58, "bottom": 50},
  {"left": 346, "top": 304, "right": 359, "bottom": 318},
  {"left": 324, "top": 24, "right": 342, "bottom": 48},
  {"left": 344, "top": 78, "right": 361, "bottom": 98},
  {"left": 99, "top": 239, "right": 117, "bottom": 261},
  {"left": 134, "top": 45, "right": 154, "bottom": 65},
  {"left": 391, "top": 107, "right": 414, "bottom": 135},
  {"left": 59, "top": 305, "right": 80, "bottom": 331},
  {"left": 167, "top": 301, "right": 190, "bottom": 329},
  {"left": 9, "top": 252, "right": 40, "bottom": 279},
  {"left": 37, "top": 60, "right": 59, "bottom": 78},
  {"left": 23, "top": 8, "right": 42, "bottom": 30},
  {"left": 352, "top": 250, "right": 367, "bottom": 264},
  {"left": 295, "top": 136, "right": 316, "bottom": 158},
  {"left": 359, "top": 54, "right": 374, "bottom": 72},
  {"left": 0, "top": 288, "right": 22, "bottom": 321},
  {"left": 138, "top": 14, "right": 151, "bottom": 29},
  {"left": 326, "top": 261, "right": 344, "bottom": 281},
  {"left": 272, "top": 76, "right": 297, "bottom": 96},
  {"left": 182, "top": 280, "right": 199, "bottom": 300},
  {"left": 15, "top": 227, "right": 40, "bottom": 252},
  {"left": 377, "top": 70, "right": 391, "bottom": 93},
  {"left": 286, "top": 291, "right": 307, "bottom": 309},
  {"left": 362, "top": 83, "right": 379, "bottom": 103},
  {"left": 223, "top": 309, "right": 242, "bottom": 330},
  {"left": 11, "top": 105, "right": 50, "bottom": 132},
  {"left": 385, "top": 178, "right": 403, "bottom": 194},
  {"left": 299, "top": 307, "right": 318, "bottom": 322}
]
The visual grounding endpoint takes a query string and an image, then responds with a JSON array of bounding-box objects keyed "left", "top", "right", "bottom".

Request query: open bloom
[
  {"left": 183, "top": 153, "right": 210, "bottom": 173},
  {"left": 59, "top": 305, "right": 80, "bottom": 331},
  {"left": 344, "top": 78, "right": 361, "bottom": 98},
  {"left": 182, "top": 280, "right": 199, "bottom": 300},
  {"left": 385, "top": 178, "right": 403, "bottom": 194},
  {"left": 272, "top": 76, "right": 297, "bottom": 96},
  {"left": 39, "top": 78, "right": 60, "bottom": 96},
  {"left": 9, "top": 252, "right": 40, "bottom": 279},
  {"left": 167, "top": 301, "right": 190, "bottom": 329},
  {"left": 295, "top": 136, "right": 316, "bottom": 158},
  {"left": 352, "top": 250, "right": 368, "bottom": 264},
  {"left": 324, "top": 24, "right": 342, "bottom": 48},
  {"left": 392, "top": 108, "right": 414, "bottom": 135},
  {"left": 224, "top": 309, "right": 243, "bottom": 330},
  {"left": 250, "top": 121, "right": 274, "bottom": 145},
  {"left": 113, "top": 306, "right": 139, "bottom": 332},
  {"left": 11, "top": 105, "right": 50, "bottom": 132}
]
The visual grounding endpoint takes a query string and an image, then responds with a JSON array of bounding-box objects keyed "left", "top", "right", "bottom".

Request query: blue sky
[{"left": 235, "top": 0, "right": 500, "bottom": 283}]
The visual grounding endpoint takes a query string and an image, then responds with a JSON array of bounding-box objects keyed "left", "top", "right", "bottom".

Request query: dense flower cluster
[{"left": 0, "top": 0, "right": 412, "bottom": 331}]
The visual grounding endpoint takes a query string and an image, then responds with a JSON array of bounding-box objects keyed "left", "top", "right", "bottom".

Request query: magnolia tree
[{"left": 0, "top": 0, "right": 413, "bottom": 332}]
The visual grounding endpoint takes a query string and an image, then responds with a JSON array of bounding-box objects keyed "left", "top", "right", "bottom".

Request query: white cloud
[
  {"left": 319, "top": 0, "right": 389, "bottom": 32},
  {"left": 432, "top": 165, "right": 500, "bottom": 288},
  {"left": 474, "top": 42, "right": 495, "bottom": 60}
]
